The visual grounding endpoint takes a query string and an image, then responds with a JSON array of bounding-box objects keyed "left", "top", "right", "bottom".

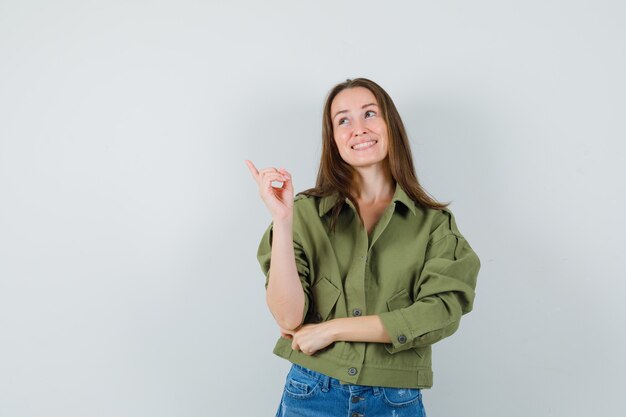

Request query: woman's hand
[
  {"left": 281, "top": 322, "right": 337, "bottom": 356},
  {"left": 245, "top": 160, "right": 294, "bottom": 221}
]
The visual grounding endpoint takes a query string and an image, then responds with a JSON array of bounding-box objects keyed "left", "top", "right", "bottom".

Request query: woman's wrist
[
  {"left": 272, "top": 215, "right": 293, "bottom": 228},
  {"left": 326, "top": 318, "right": 346, "bottom": 342}
]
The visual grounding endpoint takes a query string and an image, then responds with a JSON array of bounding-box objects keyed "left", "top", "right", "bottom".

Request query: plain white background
[{"left": 1, "top": 1, "right": 625, "bottom": 416}]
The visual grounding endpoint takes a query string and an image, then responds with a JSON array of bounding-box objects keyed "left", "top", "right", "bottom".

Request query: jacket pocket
[
  {"left": 310, "top": 276, "right": 341, "bottom": 322},
  {"left": 386, "top": 288, "right": 413, "bottom": 311}
]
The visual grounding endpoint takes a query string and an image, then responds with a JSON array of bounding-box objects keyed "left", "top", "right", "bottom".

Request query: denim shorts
[{"left": 275, "top": 363, "right": 426, "bottom": 417}]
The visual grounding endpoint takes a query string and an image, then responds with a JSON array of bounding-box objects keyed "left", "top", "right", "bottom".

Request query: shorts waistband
[{"left": 290, "top": 363, "right": 382, "bottom": 393}]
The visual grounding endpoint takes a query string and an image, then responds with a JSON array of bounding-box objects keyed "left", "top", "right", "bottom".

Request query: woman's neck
[{"left": 351, "top": 164, "right": 395, "bottom": 205}]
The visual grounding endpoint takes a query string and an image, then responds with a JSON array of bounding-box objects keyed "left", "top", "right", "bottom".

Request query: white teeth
[{"left": 352, "top": 140, "right": 376, "bottom": 150}]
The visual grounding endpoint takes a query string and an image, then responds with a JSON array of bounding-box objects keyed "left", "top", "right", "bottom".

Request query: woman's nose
[{"left": 353, "top": 119, "right": 367, "bottom": 136}]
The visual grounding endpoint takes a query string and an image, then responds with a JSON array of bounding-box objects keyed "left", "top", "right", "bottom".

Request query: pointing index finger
[{"left": 244, "top": 159, "right": 260, "bottom": 180}]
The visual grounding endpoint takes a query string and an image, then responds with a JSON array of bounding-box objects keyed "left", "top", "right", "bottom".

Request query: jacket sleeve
[
  {"left": 256, "top": 222, "right": 312, "bottom": 324},
  {"left": 378, "top": 210, "right": 481, "bottom": 354}
]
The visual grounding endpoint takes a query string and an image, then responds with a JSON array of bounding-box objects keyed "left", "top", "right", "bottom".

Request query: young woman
[{"left": 246, "top": 78, "right": 481, "bottom": 417}]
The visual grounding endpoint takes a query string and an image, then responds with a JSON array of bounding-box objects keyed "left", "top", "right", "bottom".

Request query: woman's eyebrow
[{"left": 332, "top": 103, "right": 378, "bottom": 120}]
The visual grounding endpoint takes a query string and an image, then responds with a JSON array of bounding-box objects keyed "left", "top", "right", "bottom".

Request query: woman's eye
[
  {"left": 365, "top": 110, "right": 376, "bottom": 118},
  {"left": 338, "top": 118, "right": 348, "bottom": 125}
]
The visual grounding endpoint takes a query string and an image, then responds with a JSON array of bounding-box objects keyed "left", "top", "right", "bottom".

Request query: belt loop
[
  {"left": 373, "top": 386, "right": 380, "bottom": 396},
  {"left": 321, "top": 374, "right": 330, "bottom": 392}
]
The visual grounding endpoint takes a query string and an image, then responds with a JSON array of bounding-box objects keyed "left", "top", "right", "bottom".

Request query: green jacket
[{"left": 256, "top": 183, "right": 480, "bottom": 389}]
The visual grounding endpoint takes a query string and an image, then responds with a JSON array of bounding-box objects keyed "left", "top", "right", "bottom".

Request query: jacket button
[
  {"left": 398, "top": 335, "right": 407, "bottom": 344},
  {"left": 315, "top": 312, "right": 323, "bottom": 322},
  {"left": 352, "top": 308, "right": 362, "bottom": 317},
  {"left": 347, "top": 367, "right": 358, "bottom": 376}
]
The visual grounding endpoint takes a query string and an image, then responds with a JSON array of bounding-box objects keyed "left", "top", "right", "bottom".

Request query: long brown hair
[{"left": 301, "top": 78, "right": 449, "bottom": 231}]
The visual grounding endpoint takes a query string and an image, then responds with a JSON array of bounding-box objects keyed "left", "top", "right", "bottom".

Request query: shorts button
[
  {"left": 351, "top": 413, "right": 363, "bottom": 417},
  {"left": 347, "top": 367, "right": 358, "bottom": 376},
  {"left": 352, "top": 308, "right": 362, "bottom": 317},
  {"left": 398, "top": 335, "right": 407, "bottom": 344},
  {"left": 351, "top": 396, "right": 363, "bottom": 403}
]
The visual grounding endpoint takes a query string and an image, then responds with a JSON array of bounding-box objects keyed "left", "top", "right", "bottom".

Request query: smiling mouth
[{"left": 351, "top": 140, "right": 377, "bottom": 150}]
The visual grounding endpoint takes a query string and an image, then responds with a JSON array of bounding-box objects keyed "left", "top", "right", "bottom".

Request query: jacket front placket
[{"left": 340, "top": 199, "right": 398, "bottom": 381}]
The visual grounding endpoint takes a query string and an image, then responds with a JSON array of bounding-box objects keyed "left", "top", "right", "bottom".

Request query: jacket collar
[{"left": 317, "top": 183, "right": 416, "bottom": 217}]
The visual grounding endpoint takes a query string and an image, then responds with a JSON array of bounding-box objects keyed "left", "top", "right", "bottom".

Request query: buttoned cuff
[{"left": 378, "top": 310, "right": 414, "bottom": 354}]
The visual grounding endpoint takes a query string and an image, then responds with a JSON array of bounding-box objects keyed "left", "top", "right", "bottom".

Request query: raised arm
[
  {"left": 246, "top": 160, "right": 306, "bottom": 330},
  {"left": 264, "top": 218, "right": 306, "bottom": 330}
]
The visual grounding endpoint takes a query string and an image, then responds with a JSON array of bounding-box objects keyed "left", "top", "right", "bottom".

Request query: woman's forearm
[
  {"left": 284, "top": 315, "right": 392, "bottom": 356},
  {"left": 266, "top": 218, "right": 306, "bottom": 330},
  {"left": 328, "top": 316, "right": 392, "bottom": 343}
]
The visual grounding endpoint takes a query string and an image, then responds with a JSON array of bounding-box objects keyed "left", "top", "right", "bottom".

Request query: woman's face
[{"left": 330, "top": 87, "right": 389, "bottom": 169}]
